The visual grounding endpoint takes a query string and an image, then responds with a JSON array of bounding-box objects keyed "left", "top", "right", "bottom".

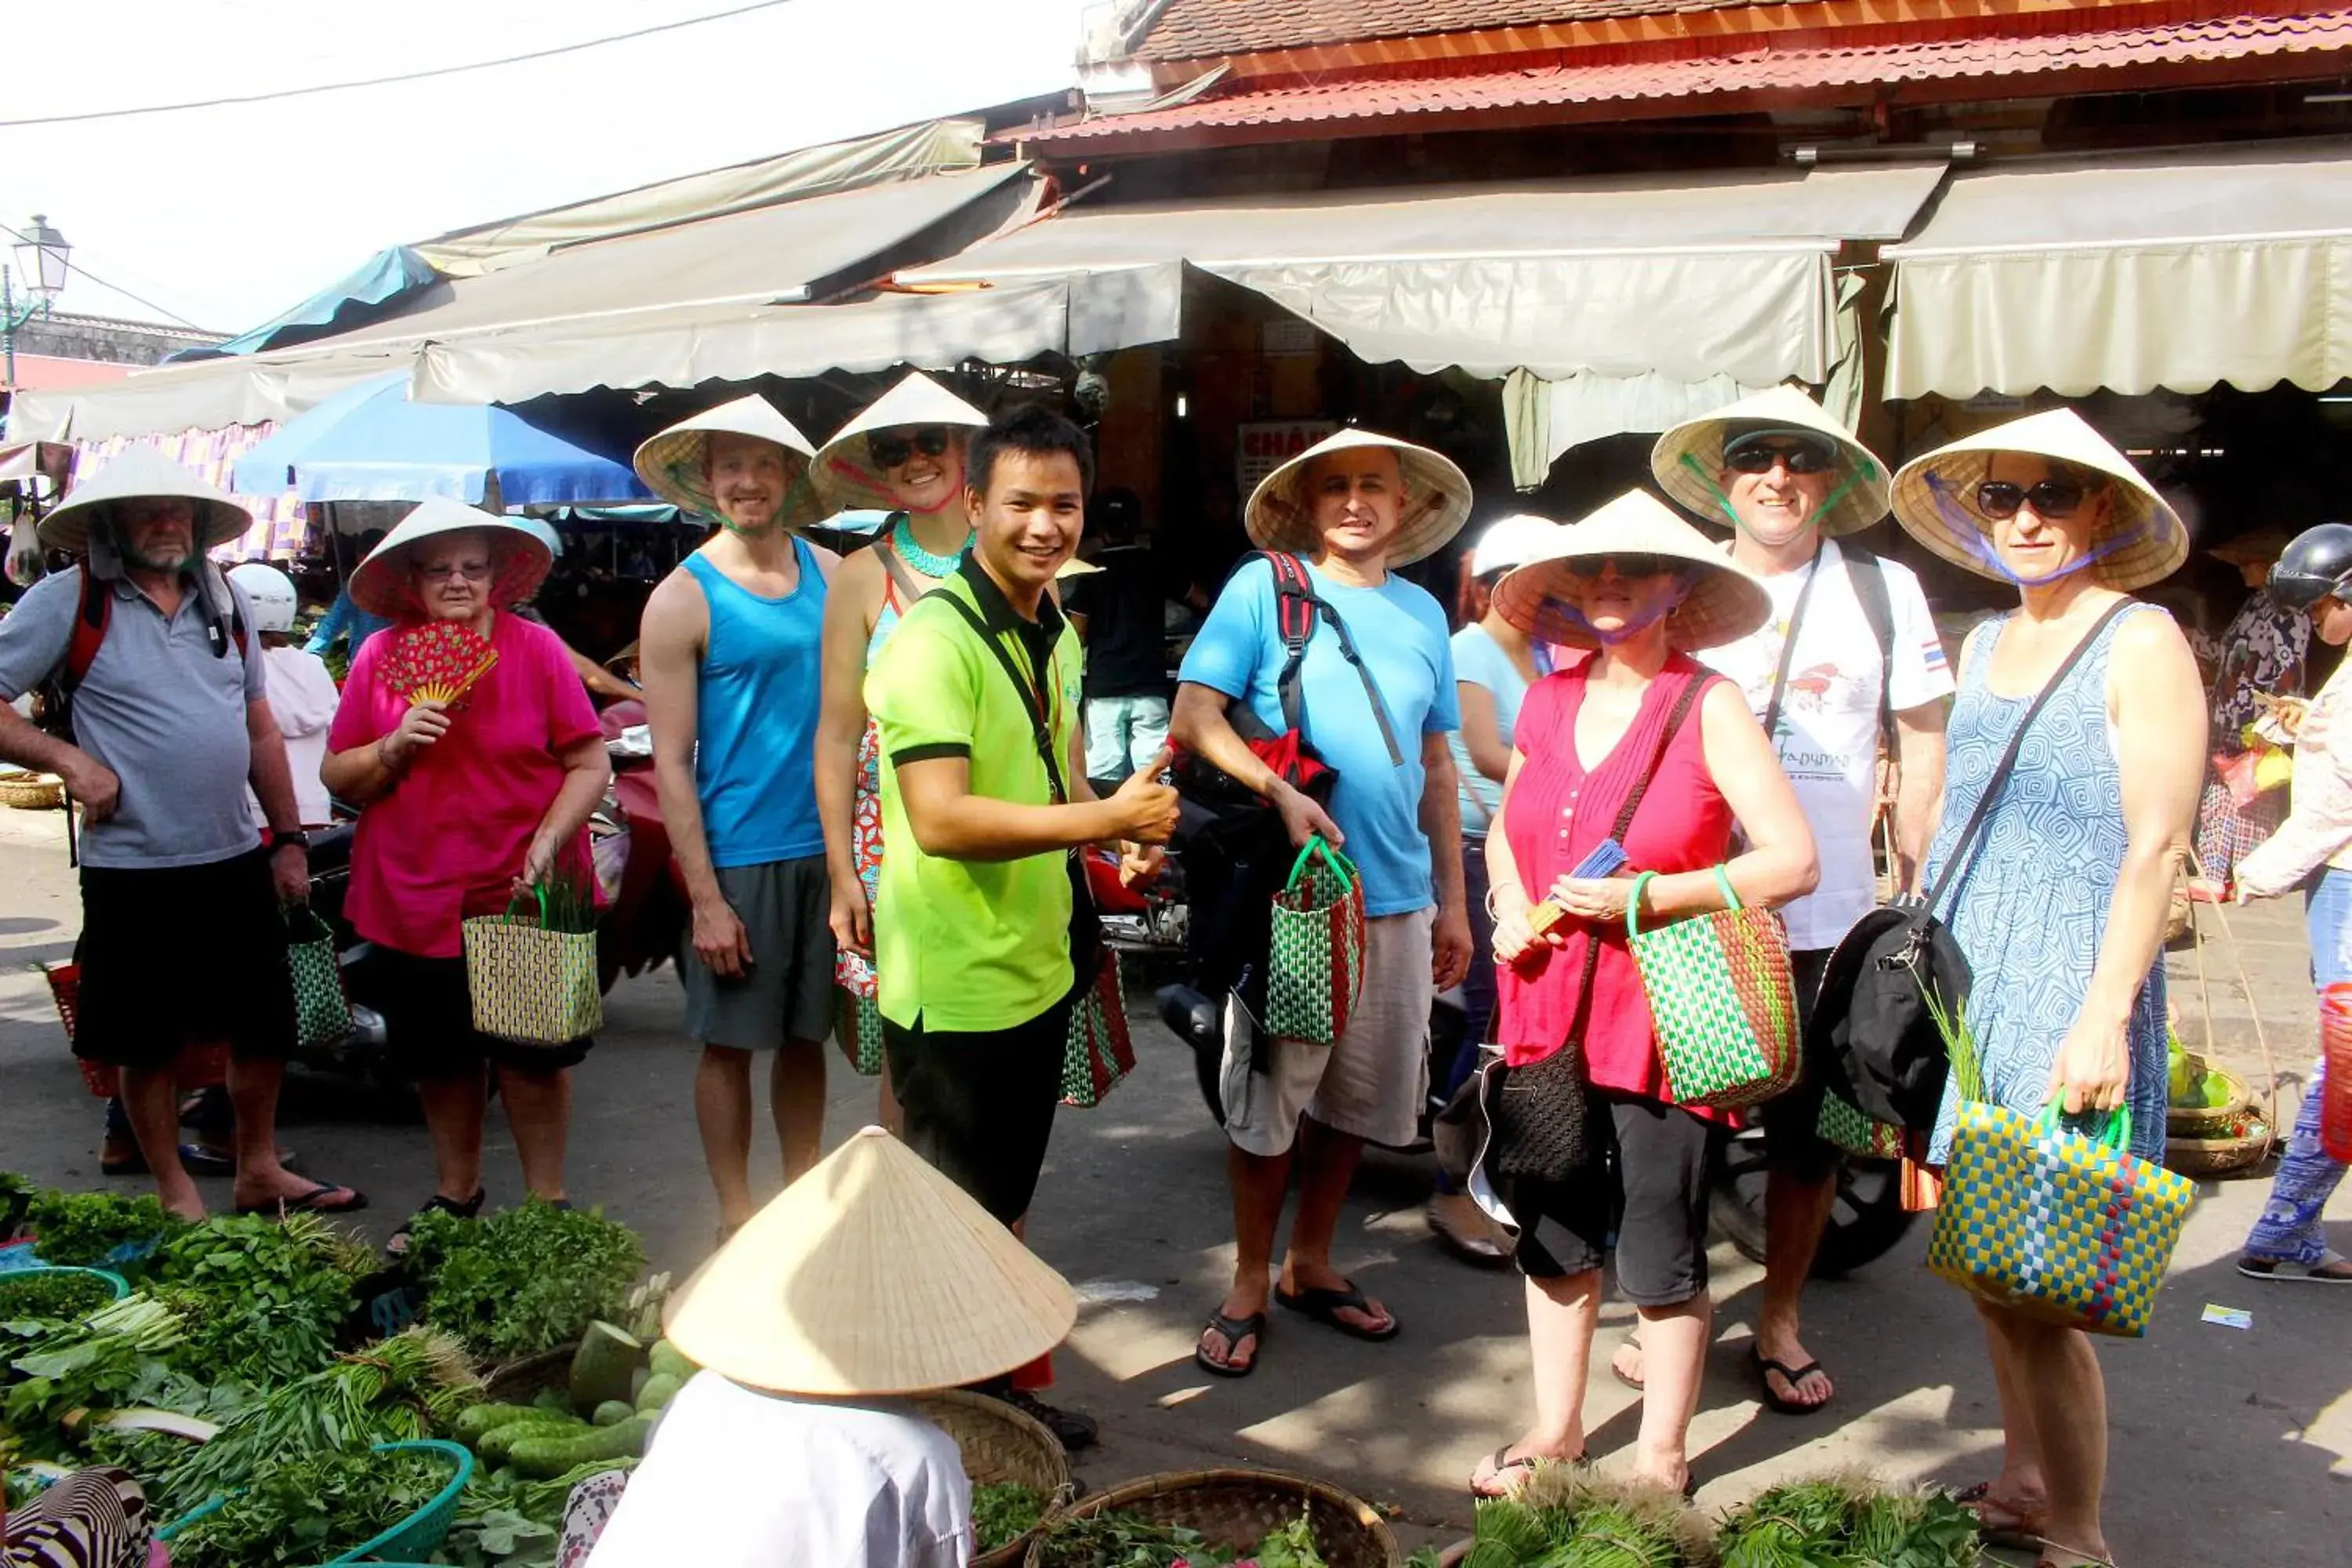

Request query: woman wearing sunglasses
[
  {"left": 1890, "top": 408, "right": 2203, "bottom": 1568},
  {"left": 812, "top": 373, "right": 992, "bottom": 1116},
  {"left": 1470, "top": 492, "right": 1816, "bottom": 1499}
]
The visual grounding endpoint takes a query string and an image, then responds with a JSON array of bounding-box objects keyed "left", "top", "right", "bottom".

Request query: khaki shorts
[{"left": 1221, "top": 906, "right": 1434, "bottom": 1156}]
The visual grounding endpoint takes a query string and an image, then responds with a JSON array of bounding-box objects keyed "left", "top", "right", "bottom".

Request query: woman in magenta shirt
[
  {"left": 1472, "top": 492, "right": 1814, "bottom": 1500},
  {"left": 323, "top": 501, "right": 610, "bottom": 1249}
]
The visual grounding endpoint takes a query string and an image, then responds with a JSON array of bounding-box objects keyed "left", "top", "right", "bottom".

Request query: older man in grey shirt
[{"left": 0, "top": 452, "right": 362, "bottom": 1219}]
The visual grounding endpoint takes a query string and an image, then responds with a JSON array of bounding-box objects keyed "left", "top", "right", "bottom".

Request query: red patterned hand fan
[{"left": 381, "top": 621, "right": 499, "bottom": 706}]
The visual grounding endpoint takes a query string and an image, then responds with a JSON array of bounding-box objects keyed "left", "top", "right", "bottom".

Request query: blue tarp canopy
[
  {"left": 230, "top": 373, "right": 650, "bottom": 506},
  {"left": 173, "top": 248, "right": 441, "bottom": 362}
]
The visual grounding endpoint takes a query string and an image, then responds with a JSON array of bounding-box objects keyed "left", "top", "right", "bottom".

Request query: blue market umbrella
[{"left": 233, "top": 373, "right": 650, "bottom": 507}]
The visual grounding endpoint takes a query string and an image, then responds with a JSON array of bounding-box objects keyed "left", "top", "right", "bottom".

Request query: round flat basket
[
  {"left": 0, "top": 772, "right": 64, "bottom": 810},
  {"left": 913, "top": 1388, "right": 1073, "bottom": 1568},
  {"left": 0, "top": 1265, "right": 131, "bottom": 1319},
  {"left": 2166, "top": 1110, "right": 2275, "bottom": 1179},
  {"left": 1025, "top": 1468, "right": 1401, "bottom": 1568},
  {"left": 481, "top": 1341, "right": 581, "bottom": 1403},
  {"left": 2167, "top": 1062, "right": 2252, "bottom": 1138}
]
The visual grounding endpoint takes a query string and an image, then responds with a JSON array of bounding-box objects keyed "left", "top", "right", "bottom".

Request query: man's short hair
[{"left": 969, "top": 404, "right": 1095, "bottom": 500}]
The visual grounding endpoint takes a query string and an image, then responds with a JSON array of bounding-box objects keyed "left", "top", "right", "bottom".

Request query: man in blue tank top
[{"left": 634, "top": 397, "right": 840, "bottom": 1240}]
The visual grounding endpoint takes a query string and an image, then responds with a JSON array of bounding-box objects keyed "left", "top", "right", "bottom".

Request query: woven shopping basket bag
[
  {"left": 461, "top": 888, "right": 603, "bottom": 1047},
  {"left": 1817, "top": 1090, "right": 1906, "bottom": 1160},
  {"left": 286, "top": 905, "right": 352, "bottom": 1051},
  {"left": 1265, "top": 837, "right": 1367, "bottom": 1047},
  {"left": 1061, "top": 951, "right": 1136, "bottom": 1109},
  {"left": 1624, "top": 867, "right": 1802, "bottom": 1110},
  {"left": 835, "top": 988, "right": 886, "bottom": 1076},
  {"left": 1926, "top": 1103, "right": 2193, "bottom": 1338}
]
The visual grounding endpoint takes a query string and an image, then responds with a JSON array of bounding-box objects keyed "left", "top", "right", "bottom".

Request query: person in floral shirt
[{"left": 2198, "top": 532, "right": 2309, "bottom": 891}]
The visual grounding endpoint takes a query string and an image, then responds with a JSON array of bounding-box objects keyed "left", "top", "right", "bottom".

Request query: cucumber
[
  {"left": 634, "top": 1373, "right": 681, "bottom": 1414},
  {"left": 592, "top": 1400, "right": 636, "bottom": 1428},
  {"left": 479, "top": 1415, "right": 590, "bottom": 1463},
  {"left": 647, "top": 1339, "right": 696, "bottom": 1381},
  {"left": 452, "top": 1403, "right": 546, "bottom": 1446},
  {"left": 629, "top": 1367, "right": 652, "bottom": 1402},
  {"left": 568, "top": 1319, "right": 646, "bottom": 1416},
  {"left": 509, "top": 1416, "right": 652, "bottom": 1479}
]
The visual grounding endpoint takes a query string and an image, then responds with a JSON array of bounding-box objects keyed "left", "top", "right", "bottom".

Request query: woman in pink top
[
  {"left": 1472, "top": 492, "right": 1815, "bottom": 1499},
  {"left": 322, "top": 501, "right": 610, "bottom": 1249}
]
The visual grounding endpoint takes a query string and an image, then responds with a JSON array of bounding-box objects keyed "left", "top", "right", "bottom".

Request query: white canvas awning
[
  {"left": 8, "top": 352, "right": 412, "bottom": 444},
  {"left": 900, "top": 165, "right": 1947, "bottom": 386},
  {"left": 1886, "top": 140, "right": 2352, "bottom": 400}
]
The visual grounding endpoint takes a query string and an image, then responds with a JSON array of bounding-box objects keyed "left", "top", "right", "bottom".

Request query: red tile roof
[
  {"left": 1037, "top": 10, "right": 2352, "bottom": 144},
  {"left": 1134, "top": 0, "right": 1772, "bottom": 61}
]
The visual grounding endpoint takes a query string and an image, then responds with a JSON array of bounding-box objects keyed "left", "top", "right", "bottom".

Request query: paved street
[{"left": 1, "top": 803, "right": 2345, "bottom": 1563}]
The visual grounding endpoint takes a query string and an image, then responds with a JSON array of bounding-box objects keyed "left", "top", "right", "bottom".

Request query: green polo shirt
[{"left": 866, "top": 554, "right": 1085, "bottom": 1033}]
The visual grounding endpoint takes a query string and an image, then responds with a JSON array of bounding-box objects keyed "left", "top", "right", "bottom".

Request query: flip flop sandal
[
  {"left": 1610, "top": 1338, "right": 1646, "bottom": 1392},
  {"left": 1469, "top": 1446, "right": 1586, "bottom": 1500},
  {"left": 1274, "top": 1279, "right": 1400, "bottom": 1342},
  {"left": 1194, "top": 1310, "right": 1265, "bottom": 1378},
  {"left": 2238, "top": 1251, "right": 2352, "bottom": 1284},
  {"left": 1955, "top": 1481, "right": 2049, "bottom": 1550},
  {"left": 1753, "top": 1348, "right": 1834, "bottom": 1416},
  {"left": 234, "top": 1179, "right": 368, "bottom": 1218}
]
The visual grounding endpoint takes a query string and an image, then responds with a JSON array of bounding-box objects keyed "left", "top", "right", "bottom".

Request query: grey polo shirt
[{"left": 0, "top": 567, "right": 267, "bottom": 869}]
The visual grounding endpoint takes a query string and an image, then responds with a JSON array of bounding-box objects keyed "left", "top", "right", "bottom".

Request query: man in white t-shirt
[{"left": 1641, "top": 387, "right": 1952, "bottom": 1416}]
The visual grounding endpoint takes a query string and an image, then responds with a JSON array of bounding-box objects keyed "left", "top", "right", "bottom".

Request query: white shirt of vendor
[
  {"left": 1699, "top": 539, "right": 1952, "bottom": 951},
  {"left": 586, "top": 1370, "right": 971, "bottom": 1568},
  {"left": 246, "top": 644, "right": 341, "bottom": 829}
]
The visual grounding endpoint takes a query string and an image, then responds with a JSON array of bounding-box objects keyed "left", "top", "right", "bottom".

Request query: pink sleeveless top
[{"left": 1494, "top": 656, "right": 1733, "bottom": 1109}]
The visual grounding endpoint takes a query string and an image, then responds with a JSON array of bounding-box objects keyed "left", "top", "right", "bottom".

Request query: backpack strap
[
  {"left": 1843, "top": 544, "right": 1899, "bottom": 763},
  {"left": 872, "top": 535, "right": 924, "bottom": 608},
  {"left": 1258, "top": 551, "right": 1404, "bottom": 768},
  {"left": 1759, "top": 539, "right": 1827, "bottom": 742},
  {"left": 62, "top": 568, "right": 111, "bottom": 695}
]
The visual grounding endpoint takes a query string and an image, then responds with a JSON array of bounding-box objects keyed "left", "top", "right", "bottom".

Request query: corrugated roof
[
  {"left": 1135, "top": 0, "right": 1767, "bottom": 60},
  {"left": 1039, "top": 11, "right": 2352, "bottom": 143}
]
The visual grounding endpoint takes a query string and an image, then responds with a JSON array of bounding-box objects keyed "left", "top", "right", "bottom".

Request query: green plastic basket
[
  {"left": 160, "top": 1439, "right": 474, "bottom": 1563},
  {"left": 0, "top": 1264, "right": 130, "bottom": 1314}
]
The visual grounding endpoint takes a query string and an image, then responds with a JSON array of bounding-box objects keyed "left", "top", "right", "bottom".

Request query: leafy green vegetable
[
  {"left": 3, "top": 1179, "right": 182, "bottom": 1272},
  {"left": 1715, "top": 1478, "right": 1979, "bottom": 1568},
  {"left": 167, "top": 1448, "right": 448, "bottom": 1568},
  {"left": 2, "top": 1294, "right": 185, "bottom": 1458},
  {"left": 975, "top": 1481, "right": 1047, "bottom": 1552},
  {"left": 408, "top": 1200, "right": 645, "bottom": 1361},
  {"left": 444, "top": 1457, "right": 638, "bottom": 1567},
  {"left": 0, "top": 1269, "right": 117, "bottom": 1323},
  {"left": 149, "top": 1212, "right": 368, "bottom": 1383},
  {"left": 1033, "top": 1505, "right": 1331, "bottom": 1567}
]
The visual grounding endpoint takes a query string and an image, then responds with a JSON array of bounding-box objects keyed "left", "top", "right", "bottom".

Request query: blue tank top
[{"left": 685, "top": 541, "right": 826, "bottom": 866}]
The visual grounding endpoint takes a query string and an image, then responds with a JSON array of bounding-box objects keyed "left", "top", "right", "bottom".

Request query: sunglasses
[
  {"left": 867, "top": 426, "right": 952, "bottom": 469},
  {"left": 1974, "top": 479, "right": 2087, "bottom": 521},
  {"left": 1565, "top": 554, "right": 1671, "bottom": 580},
  {"left": 1725, "top": 439, "right": 1836, "bottom": 476}
]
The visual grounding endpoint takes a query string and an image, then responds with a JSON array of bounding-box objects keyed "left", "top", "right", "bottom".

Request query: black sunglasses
[
  {"left": 1724, "top": 438, "right": 1836, "bottom": 476},
  {"left": 1565, "top": 554, "right": 1671, "bottom": 580},
  {"left": 1975, "top": 478, "right": 2087, "bottom": 521},
  {"left": 867, "top": 426, "right": 952, "bottom": 469}
]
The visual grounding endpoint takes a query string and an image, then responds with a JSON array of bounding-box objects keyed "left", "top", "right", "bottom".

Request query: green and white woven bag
[
  {"left": 1817, "top": 1090, "right": 1905, "bottom": 1160},
  {"left": 1625, "top": 867, "right": 1801, "bottom": 1111},
  {"left": 834, "top": 989, "right": 885, "bottom": 1076},
  {"left": 461, "top": 889, "right": 603, "bottom": 1047},
  {"left": 1265, "top": 837, "right": 1366, "bottom": 1047},
  {"left": 285, "top": 905, "right": 351, "bottom": 1051}
]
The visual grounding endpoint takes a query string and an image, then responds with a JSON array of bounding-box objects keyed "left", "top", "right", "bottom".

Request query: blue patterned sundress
[{"left": 1922, "top": 604, "right": 2169, "bottom": 1164}]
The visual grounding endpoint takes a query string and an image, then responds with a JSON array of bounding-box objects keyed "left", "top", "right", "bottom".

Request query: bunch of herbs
[
  {"left": 407, "top": 1200, "right": 644, "bottom": 1361},
  {"left": 974, "top": 1481, "right": 1047, "bottom": 1553},
  {"left": 166, "top": 1446, "right": 448, "bottom": 1568},
  {"left": 0, "top": 1269, "right": 118, "bottom": 1323},
  {"left": 2, "top": 1294, "right": 185, "bottom": 1458},
  {"left": 3, "top": 1178, "right": 182, "bottom": 1273},
  {"left": 149, "top": 1212, "right": 368, "bottom": 1383}
]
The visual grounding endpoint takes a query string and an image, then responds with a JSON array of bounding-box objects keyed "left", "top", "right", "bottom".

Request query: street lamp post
[{"left": 3, "top": 215, "right": 71, "bottom": 394}]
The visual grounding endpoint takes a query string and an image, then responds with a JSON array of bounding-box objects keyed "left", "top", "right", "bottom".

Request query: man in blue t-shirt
[{"left": 1173, "top": 428, "right": 1473, "bottom": 1378}]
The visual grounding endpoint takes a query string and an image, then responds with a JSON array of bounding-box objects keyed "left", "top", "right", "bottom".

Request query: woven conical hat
[
  {"left": 662, "top": 1127, "right": 1076, "bottom": 1397},
  {"left": 38, "top": 448, "right": 253, "bottom": 554},
  {"left": 1650, "top": 385, "right": 1891, "bottom": 538},
  {"left": 1244, "top": 426, "right": 1472, "bottom": 567},
  {"left": 347, "top": 498, "right": 554, "bottom": 620},
  {"left": 1494, "top": 489, "right": 1770, "bottom": 652},
  {"left": 811, "top": 372, "right": 989, "bottom": 514},
  {"left": 1890, "top": 408, "right": 2187, "bottom": 592},
  {"left": 632, "top": 395, "right": 822, "bottom": 528}
]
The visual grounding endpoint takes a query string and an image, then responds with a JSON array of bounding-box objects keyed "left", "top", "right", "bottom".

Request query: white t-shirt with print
[{"left": 1700, "top": 539, "right": 1953, "bottom": 952}]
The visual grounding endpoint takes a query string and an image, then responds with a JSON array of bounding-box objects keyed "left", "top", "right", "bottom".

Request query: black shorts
[
  {"left": 1507, "top": 1091, "right": 1719, "bottom": 1307},
  {"left": 883, "top": 999, "right": 1069, "bottom": 1225},
  {"left": 74, "top": 848, "right": 294, "bottom": 1070},
  {"left": 1758, "top": 946, "right": 1838, "bottom": 1182},
  {"left": 357, "top": 947, "right": 594, "bottom": 1078}
]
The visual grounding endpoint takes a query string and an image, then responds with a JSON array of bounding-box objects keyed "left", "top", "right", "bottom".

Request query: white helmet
[{"left": 227, "top": 562, "right": 299, "bottom": 633}]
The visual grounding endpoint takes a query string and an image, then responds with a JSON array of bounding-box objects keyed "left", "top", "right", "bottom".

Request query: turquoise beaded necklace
[{"left": 891, "top": 513, "right": 973, "bottom": 579}]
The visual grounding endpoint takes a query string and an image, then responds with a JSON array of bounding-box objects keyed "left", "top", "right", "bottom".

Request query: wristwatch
[{"left": 267, "top": 829, "right": 312, "bottom": 851}]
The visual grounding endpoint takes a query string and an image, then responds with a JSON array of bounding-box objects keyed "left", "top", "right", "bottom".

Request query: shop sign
[{"left": 1236, "top": 419, "right": 1337, "bottom": 493}]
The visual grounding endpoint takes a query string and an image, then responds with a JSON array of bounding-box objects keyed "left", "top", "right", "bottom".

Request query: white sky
[{"left": 3, "top": 0, "right": 1097, "bottom": 335}]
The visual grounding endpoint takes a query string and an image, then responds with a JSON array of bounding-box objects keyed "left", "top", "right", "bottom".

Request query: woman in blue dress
[{"left": 1891, "top": 409, "right": 2204, "bottom": 1568}]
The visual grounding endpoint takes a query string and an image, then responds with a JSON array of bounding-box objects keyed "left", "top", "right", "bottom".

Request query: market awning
[
  {"left": 1885, "top": 140, "right": 2352, "bottom": 400},
  {"left": 898, "top": 165, "right": 1947, "bottom": 385},
  {"left": 408, "top": 279, "right": 1160, "bottom": 405},
  {"left": 7, "top": 351, "right": 411, "bottom": 445}
]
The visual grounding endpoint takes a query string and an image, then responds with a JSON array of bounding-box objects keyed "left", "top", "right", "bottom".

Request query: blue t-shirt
[
  {"left": 1448, "top": 622, "right": 1532, "bottom": 835},
  {"left": 684, "top": 542, "right": 827, "bottom": 866},
  {"left": 1179, "top": 555, "right": 1457, "bottom": 916}
]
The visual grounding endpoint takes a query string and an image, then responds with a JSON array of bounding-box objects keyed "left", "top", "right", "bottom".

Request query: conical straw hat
[
  {"left": 632, "top": 394, "right": 822, "bottom": 528},
  {"left": 662, "top": 1127, "right": 1076, "bottom": 1397},
  {"left": 1245, "top": 426, "right": 1472, "bottom": 567},
  {"left": 1890, "top": 408, "right": 2187, "bottom": 593},
  {"left": 1494, "top": 489, "right": 1770, "bottom": 652},
  {"left": 811, "top": 371, "right": 990, "bottom": 514},
  {"left": 38, "top": 448, "right": 254, "bottom": 554},
  {"left": 1650, "top": 385, "right": 1891, "bottom": 538},
  {"left": 347, "top": 498, "right": 554, "bottom": 621}
]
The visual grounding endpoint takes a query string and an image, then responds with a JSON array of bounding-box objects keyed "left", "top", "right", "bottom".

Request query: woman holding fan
[{"left": 322, "top": 499, "right": 612, "bottom": 1250}]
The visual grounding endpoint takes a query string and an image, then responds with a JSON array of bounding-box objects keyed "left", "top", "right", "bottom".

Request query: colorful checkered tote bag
[
  {"left": 1061, "top": 952, "right": 1136, "bottom": 1108},
  {"left": 1265, "top": 837, "right": 1367, "bottom": 1047},
  {"left": 1624, "top": 867, "right": 1801, "bottom": 1110},
  {"left": 462, "top": 888, "right": 603, "bottom": 1047},
  {"left": 285, "top": 905, "right": 352, "bottom": 1052},
  {"left": 1926, "top": 1103, "right": 2193, "bottom": 1338},
  {"left": 1817, "top": 1091, "right": 1905, "bottom": 1160}
]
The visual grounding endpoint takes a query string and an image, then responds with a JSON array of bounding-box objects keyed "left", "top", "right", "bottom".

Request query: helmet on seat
[
  {"left": 227, "top": 562, "right": 299, "bottom": 633},
  {"left": 2268, "top": 524, "right": 2352, "bottom": 612}
]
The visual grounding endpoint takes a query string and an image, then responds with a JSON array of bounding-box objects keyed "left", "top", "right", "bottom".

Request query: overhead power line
[
  {"left": 0, "top": 222, "right": 211, "bottom": 331},
  {"left": 0, "top": 0, "right": 798, "bottom": 128}
]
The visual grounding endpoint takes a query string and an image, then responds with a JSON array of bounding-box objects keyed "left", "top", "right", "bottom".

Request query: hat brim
[
  {"left": 631, "top": 430, "right": 822, "bottom": 530},
  {"left": 1243, "top": 430, "right": 1472, "bottom": 567},
  {"left": 1650, "top": 389, "right": 1891, "bottom": 537},
  {"left": 37, "top": 450, "right": 256, "bottom": 555},
  {"left": 811, "top": 374, "right": 991, "bottom": 514},
  {"left": 347, "top": 506, "right": 554, "bottom": 622},
  {"left": 1492, "top": 490, "right": 1771, "bottom": 652},
  {"left": 1889, "top": 411, "right": 2187, "bottom": 593}
]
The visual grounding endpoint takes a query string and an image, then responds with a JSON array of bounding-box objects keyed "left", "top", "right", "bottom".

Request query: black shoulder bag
[
  {"left": 1810, "top": 599, "right": 2133, "bottom": 1131},
  {"left": 1435, "top": 673, "right": 1708, "bottom": 1188}
]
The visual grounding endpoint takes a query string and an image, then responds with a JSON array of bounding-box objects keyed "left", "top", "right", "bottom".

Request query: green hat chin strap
[{"left": 1677, "top": 448, "right": 1878, "bottom": 535}]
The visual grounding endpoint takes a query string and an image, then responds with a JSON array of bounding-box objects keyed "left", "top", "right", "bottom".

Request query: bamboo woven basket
[
  {"left": 913, "top": 1389, "right": 1073, "bottom": 1567},
  {"left": 2167, "top": 1058, "right": 2252, "bottom": 1139},
  {"left": 2165, "top": 1109, "right": 2276, "bottom": 1179},
  {"left": 0, "top": 771, "right": 64, "bottom": 810},
  {"left": 1025, "top": 1468, "right": 1400, "bottom": 1568}
]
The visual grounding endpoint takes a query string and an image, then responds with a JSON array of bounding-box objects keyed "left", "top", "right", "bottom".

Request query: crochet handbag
[{"left": 1626, "top": 866, "right": 1801, "bottom": 1111}]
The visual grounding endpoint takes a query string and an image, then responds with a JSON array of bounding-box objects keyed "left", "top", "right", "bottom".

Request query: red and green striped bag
[
  {"left": 1625, "top": 867, "right": 1801, "bottom": 1111},
  {"left": 1265, "top": 837, "right": 1366, "bottom": 1047}
]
